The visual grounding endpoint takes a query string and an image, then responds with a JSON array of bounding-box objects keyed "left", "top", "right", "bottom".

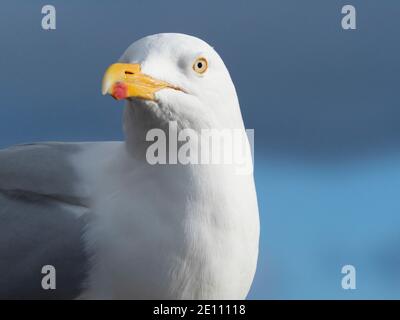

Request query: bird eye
[{"left": 193, "top": 57, "right": 208, "bottom": 74}]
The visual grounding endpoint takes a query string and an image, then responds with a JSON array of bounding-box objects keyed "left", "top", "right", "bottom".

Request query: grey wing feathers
[{"left": 0, "top": 142, "right": 91, "bottom": 299}]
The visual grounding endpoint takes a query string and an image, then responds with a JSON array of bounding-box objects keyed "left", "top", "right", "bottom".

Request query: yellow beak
[{"left": 102, "top": 63, "right": 181, "bottom": 101}]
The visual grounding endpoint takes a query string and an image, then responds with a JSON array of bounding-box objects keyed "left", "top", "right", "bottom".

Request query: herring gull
[{"left": 0, "top": 33, "right": 259, "bottom": 299}]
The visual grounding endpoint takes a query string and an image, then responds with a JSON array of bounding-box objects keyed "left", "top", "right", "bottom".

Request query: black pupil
[{"left": 197, "top": 62, "right": 203, "bottom": 69}]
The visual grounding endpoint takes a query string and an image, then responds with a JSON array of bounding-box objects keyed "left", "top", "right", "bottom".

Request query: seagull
[{"left": 0, "top": 33, "right": 259, "bottom": 300}]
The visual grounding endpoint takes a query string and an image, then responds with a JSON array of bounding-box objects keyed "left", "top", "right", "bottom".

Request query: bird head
[{"left": 102, "top": 33, "right": 244, "bottom": 132}]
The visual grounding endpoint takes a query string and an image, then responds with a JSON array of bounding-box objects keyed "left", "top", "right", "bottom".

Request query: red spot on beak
[{"left": 112, "top": 82, "right": 128, "bottom": 100}]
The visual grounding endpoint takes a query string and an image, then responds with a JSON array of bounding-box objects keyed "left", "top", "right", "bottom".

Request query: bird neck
[{"left": 122, "top": 102, "right": 202, "bottom": 161}]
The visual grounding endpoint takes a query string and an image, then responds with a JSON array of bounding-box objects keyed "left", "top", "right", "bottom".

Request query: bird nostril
[{"left": 125, "top": 71, "right": 134, "bottom": 75}]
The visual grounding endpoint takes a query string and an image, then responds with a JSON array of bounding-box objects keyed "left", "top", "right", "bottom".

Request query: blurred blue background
[{"left": 1, "top": 1, "right": 399, "bottom": 299}]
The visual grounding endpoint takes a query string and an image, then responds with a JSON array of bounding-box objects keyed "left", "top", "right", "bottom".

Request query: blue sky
[{"left": 0, "top": 1, "right": 399, "bottom": 298}]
